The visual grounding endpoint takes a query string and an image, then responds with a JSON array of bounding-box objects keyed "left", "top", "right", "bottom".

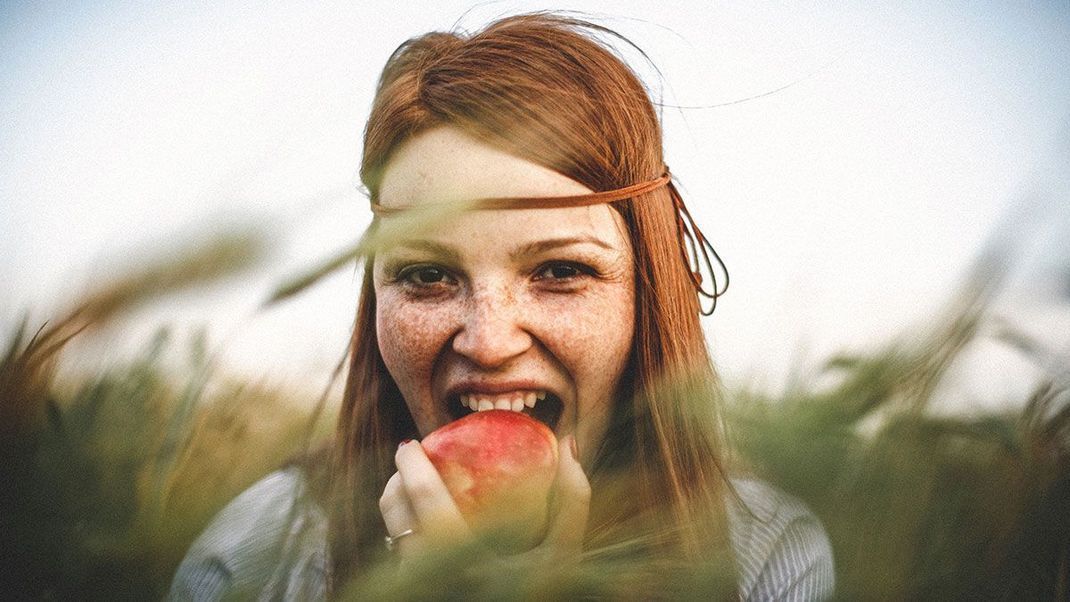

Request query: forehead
[{"left": 378, "top": 126, "right": 593, "bottom": 208}]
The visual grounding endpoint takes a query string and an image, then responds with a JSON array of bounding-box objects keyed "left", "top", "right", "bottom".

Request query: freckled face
[{"left": 372, "top": 126, "right": 635, "bottom": 462}]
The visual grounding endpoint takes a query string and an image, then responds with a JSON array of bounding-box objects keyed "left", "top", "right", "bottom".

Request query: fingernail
[
  {"left": 398, "top": 438, "right": 412, "bottom": 449},
  {"left": 569, "top": 436, "right": 579, "bottom": 460}
]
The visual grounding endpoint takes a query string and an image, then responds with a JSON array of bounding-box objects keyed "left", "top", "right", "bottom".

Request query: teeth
[{"left": 458, "top": 390, "right": 548, "bottom": 413}]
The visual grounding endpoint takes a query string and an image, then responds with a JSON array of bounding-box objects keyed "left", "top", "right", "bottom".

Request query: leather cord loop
[{"left": 666, "top": 179, "right": 728, "bottom": 316}]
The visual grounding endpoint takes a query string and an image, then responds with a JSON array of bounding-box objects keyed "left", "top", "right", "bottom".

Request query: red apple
[{"left": 422, "top": 410, "right": 559, "bottom": 549}]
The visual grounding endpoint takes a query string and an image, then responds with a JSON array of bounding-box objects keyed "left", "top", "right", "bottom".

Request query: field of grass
[{"left": 1, "top": 229, "right": 1066, "bottom": 599}]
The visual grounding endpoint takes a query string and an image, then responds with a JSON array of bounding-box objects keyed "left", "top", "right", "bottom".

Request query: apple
[{"left": 422, "top": 410, "right": 559, "bottom": 550}]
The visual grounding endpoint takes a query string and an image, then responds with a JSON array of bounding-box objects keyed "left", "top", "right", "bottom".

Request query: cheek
[
  {"left": 553, "top": 305, "right": 632, "bottom": 367},
  {"left": 538, "top": 281, "right": 635, "bottom": 391},
  {"left": 545, "top": 284, "right": 634, "bottom": 451},
  {"left": 375, "top": 290, "right": 454, "bottom": 394}
]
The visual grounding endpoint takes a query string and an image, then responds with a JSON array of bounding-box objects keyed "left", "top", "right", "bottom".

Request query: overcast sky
[{"left": 2, "top": 1, "right": 1068, "bottom": 397}]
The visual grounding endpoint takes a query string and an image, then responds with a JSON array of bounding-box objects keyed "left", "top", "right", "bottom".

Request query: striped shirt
[
  {"left": 169, "top": 469, "right": 834, "bottom": 600},
  {"left": 727, "top": 478, "right": 835, "bottom": 600}
]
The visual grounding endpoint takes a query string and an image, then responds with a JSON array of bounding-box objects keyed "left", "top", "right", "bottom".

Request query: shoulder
[
  {"left": 727, "top": 478, "right": 835, "bottom": 601},
  {"left": 167, "top": 467, "right": 330, "bottom": 601}
]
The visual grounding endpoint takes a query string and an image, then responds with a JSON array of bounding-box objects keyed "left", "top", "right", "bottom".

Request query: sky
[{"left": 2, "top": 1, "right": 1068, "bottom": 401}]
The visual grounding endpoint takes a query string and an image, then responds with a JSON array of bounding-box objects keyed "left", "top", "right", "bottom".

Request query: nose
[{"left": 451, "top": 284, "right": 532, "bottom": 369}]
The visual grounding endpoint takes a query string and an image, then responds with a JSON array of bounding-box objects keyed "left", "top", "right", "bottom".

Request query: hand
[{"left": 378, "top": 435, "right": 590, "bottom": 568}]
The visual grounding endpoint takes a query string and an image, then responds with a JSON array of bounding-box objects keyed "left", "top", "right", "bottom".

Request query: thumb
[{"left": 544, "top": 435, "right": 591, "bottom": 550}]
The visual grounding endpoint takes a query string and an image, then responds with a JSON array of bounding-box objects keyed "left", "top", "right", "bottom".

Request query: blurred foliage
[
  {"left": 727, "top": 294, "right": 1070, "bottom": 600},
  {"left": 0, "top": 230, "right": 328, "bottom": 599},
  {"left": 342, "top": 537, "right": 738, "bottom": 601},
  {"left": 1, "top": 227, "right": 1068, "bottom": 600}
]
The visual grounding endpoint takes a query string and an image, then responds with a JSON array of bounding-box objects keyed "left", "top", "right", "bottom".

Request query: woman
[{"left": 171, "top": 13, "right": 833, "bottom": 600}]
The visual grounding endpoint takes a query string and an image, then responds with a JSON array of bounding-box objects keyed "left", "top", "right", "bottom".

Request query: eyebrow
[
  {"left": 389, "top": 235, "right": 620, "bottom": 263},
  {"left": 388, "top": 239, "right": 463, "bottom": 264},
  {"left": 508, "top": 235, "right": 620, "bottom": 261}
]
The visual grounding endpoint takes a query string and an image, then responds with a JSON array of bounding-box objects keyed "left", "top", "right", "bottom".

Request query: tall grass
[{"left": 1, "top": 225, "right": 1067, "bottom": 599}]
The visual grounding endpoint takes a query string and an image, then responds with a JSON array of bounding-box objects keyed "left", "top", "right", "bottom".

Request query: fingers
[
  {"left": 394, "top": 440, "right": 471, "bottom": 544},
  {"left": 380, "top": 436, "right": 590, "bottom": 568},
  {"left": 379, "top": 472, "right": 418, "bottom": 555},
  {"left": 543, "top": 435, "right": 591, "bottom": 552}
]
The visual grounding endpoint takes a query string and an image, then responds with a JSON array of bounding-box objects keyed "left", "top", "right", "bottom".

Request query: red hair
[{"left": 330, "top": 12, "right": 731, "bottom": 583}]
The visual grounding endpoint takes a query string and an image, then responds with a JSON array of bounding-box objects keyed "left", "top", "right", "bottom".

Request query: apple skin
[{"left": 422, "top": 410, "right": 559, "bottom": 548}]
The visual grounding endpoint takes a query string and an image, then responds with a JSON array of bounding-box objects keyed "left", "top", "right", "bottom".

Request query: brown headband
[{"left": 370, "top": 171, "right": 728, "bottom": 315}]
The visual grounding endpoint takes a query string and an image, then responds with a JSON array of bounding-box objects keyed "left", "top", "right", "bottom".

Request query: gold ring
[{"left": 384, "top": 528, "right": 415, "bottom": 552}]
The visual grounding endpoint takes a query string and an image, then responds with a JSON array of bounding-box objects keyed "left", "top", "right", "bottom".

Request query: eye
[
  {"left": 413, "top": 267, "right": 447, "bottom": 284},
  {"left": 398, "top": 265, "right": 456, "bottom": 287},
  {"left": 534, "top": 261, "right": 591, "bottom": 282}
]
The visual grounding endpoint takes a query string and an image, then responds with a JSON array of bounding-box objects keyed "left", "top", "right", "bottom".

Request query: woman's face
[{"left": 373, "top": 126, "right": 635, "bottom": 463}]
